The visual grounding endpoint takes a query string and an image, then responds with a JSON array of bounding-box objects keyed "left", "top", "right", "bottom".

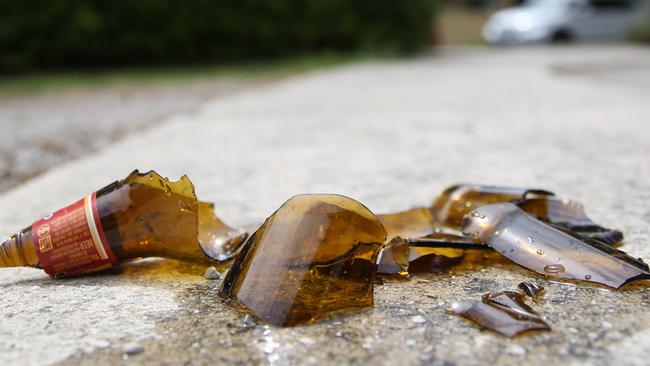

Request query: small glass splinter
[
  {"left": 518, "top": 281, "right": 545, "bottom": 298},
  {"left": 462, "top": 203, "right": 650, "bottom": 289},
  {"left": 449, "top": 290, "right": 550, "bottom": 338},
  {"left": 219, "top": 194, "right": 387, "bottom": 326}
]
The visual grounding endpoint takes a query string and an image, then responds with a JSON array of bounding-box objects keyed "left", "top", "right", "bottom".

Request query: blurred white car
[{"left": 483, "top": 0, "right": 646, "bottom": 44}]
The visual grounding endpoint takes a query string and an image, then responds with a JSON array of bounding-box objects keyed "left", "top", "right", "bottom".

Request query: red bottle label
[{"left": 32, "top": 192, "right": 117, "bottom": 277}]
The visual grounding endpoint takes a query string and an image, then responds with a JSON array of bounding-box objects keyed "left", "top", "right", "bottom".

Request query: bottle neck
[{"left": 0, "top": 227, "right": 39, "bottom": 268}]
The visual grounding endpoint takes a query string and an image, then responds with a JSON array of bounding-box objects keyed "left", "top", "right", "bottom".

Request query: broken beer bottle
[{"left": 0, "top": 170, "right": 246, "bottom": 278}]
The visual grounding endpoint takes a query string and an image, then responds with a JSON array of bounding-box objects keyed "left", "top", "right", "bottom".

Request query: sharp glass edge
[{"left": 462, "top": 203, "right": 650, "bottom": 289}]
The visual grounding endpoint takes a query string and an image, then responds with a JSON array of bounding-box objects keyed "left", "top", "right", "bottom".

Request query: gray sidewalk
[{"left": 1, "top": 45, "right": 650, "bottom": 366}]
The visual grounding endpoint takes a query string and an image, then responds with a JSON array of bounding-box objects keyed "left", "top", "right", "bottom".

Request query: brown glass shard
[
  {"left": 431, "top": 184, "right": 553, "bottom": 229},
  {"left": 219, "top": 194, "right": 387, "bottom": 326},
  {"left": 94, "top": 170, "right": 204, "bottom": 264},
  {"left": 377, "top": 237, "right": 410, "bottom": 276},
  {"left": 517, "top": 197, "right": 623, "bottom": 246},
  {"left": 462, "top": 203, "right": 650, "bottom": 289},
  {"left": 377, "top": 207, "right": 437, "bottom": 239},
  {"left": 518, "top": 281, "right": 545, "bottom": 298},
  {"left": 449, "top": 290, "right": 550, "bottom": 337},
  {"left": 377, "top": 234, "right": 486, "bottom": 275},
  {"left": 198, "top": 201, "right": 248, "bottom": 263}
]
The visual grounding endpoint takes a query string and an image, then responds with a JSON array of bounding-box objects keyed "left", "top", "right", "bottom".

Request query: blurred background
[
  {"left": 439, "top": 0, "right": 650, "bottom": 44},
  {"left": 1, "top": 0, "right": 649, "bottom": 192}
]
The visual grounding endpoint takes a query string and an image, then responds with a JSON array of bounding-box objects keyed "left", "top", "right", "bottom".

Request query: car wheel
[{"left": 551, "top": 29, "right": 573, "bottom": 43}]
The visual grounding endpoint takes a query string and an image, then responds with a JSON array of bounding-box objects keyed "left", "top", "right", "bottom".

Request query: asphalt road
[{"left": 0, "top": 79, "right": 263, "bottom": 192}]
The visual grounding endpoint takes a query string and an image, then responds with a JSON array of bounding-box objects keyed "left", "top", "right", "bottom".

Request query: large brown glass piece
[
  {"left": 0, "top": 170, "right": 247, "bottom": 274},
  {"left": 462, "top": 203, "right": 650, "bottom": 289},
  {"left": 219, "top": 194, "right": 387, "bottom": 326},
  {"left": 450, "top": 290, "right": 550, "bottom": 338},
  {"left": 431, "top": 184, "right": 553, "bottom": 230}
]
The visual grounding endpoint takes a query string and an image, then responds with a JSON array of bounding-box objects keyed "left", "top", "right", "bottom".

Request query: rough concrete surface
[{"left": 1, "top": 45, "right": 650, "bottom": 366}]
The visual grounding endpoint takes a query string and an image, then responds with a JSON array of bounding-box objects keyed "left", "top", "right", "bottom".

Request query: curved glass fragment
[
  {"left": 432, "top": 184, "right": 553, "bottom": 229},
  {"left": 219, "top": 194, "right": 387, "bottom": 326},
  {"left": 518, "top": 281, "right": 545, "bottom": 298},
  {"left": 449, "top": 290, "right": 550, "bottom": 338},
  {"left": 462, "top": 203, "right": 650, "bottom": 289},
  {"left": 517, "top": 197, "right": 623, "bottom": 246},
  {"left": 198, "top": 201, "right": 248, "bottom": 263}
]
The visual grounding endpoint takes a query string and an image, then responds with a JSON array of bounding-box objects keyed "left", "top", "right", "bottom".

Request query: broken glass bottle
[
  {"left": 462, "top": 203, "right": 650, "bottom": 289},
  {"left": 449, "top": 290, "right": 550, "bottom": 337},
  {"left": 0, "top": 170, "right": 246, "bottom": 277},
  {"left": 431, "top": 184, "right": 553, "bottom": 229},
  {"left": 219, "top": 194, "right": 387, "bottom": 326}
]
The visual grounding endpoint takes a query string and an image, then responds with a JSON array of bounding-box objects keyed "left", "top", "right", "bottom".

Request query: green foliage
[
  {"left": 629, "top": 15, "right": 650, "bottom": 43},
  {"left": 0, "top": 0, "right": 437, "bottom": 73}
]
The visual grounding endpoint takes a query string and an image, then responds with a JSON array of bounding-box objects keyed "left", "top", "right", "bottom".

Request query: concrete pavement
[{"left": 1, "top": 45, "right": 650, "bottom": 366}]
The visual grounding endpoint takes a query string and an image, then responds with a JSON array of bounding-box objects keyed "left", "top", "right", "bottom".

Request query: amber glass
[
  {"left": 462, "top": 203, "right": 650, "bottom": 289},
  {"left": 517, "top": 197, "right": 623, "bottom": 246},
  {"left": 0, "top": 170, "right": 246, "bottom": 274},
  {"left": 450, "top": 290, "right": 550, "bottom": 338},
  {"left": 377, "top": 233, "right": 486, "bottom": 276},
  {"left": 94, "top": 170, "right": 202, "bottom": 262},
  {"left": 0, "top": 227, "right": 38, "bottom": 268},
  {"left": 220, "top": 194, "right": 387, "bottom": 326},
  {"left": 377, "top": 207, "right": 437, "bottom": 240},
  {"left": 197, "top": 201, "right": 248, "bottom": 262},
  {"left": 431, "top": 184, "right": 553, "bottom": 229}
]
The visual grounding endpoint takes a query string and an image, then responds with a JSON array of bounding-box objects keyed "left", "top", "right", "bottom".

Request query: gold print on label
[{"left": 39, "top": 236, "right": 53, "bottom": 253}]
